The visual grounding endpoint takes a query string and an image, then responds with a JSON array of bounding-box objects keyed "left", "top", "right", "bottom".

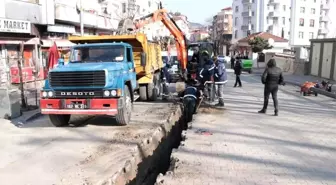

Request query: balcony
[
  {"left": 4, "top": 0, "right": 43, "bottom": 24},
  {"left": 241, "top": 24, "right": 252, "bottom": 30},
  {"left": 268, "top": 10, "right": 281, "bottom": 17},
  {"left": 269, "top": 0, "right": 280, "bottom": 4},
  {"left": 319, "top": 15, "right": 329, "bottom": 22},
  {"left": 242, "top": 0, "right": 253, "bottom": 4},
  {"left": 321, "top": 3, "right": 330, "bottom": 10},
  {"left": 55, "top": 2, "right": 114, "bottom": 30},
  {"left": 318, "top": 28, "right": 328, "bottom": 34},
  {"left": 242, "top": 10, "right": 252, "bottom": 17}
]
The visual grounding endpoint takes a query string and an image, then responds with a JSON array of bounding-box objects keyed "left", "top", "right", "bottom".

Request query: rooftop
[{"left": 238, "top": 32, "right": 288, "bottom": 43}]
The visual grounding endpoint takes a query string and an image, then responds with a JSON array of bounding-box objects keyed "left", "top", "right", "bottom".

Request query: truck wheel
[
  {"left": 116, "top": 85, "right": 132, "bottom": 125},
  {"left": 147, "top": 82, "right": 158, "bottom": 101},
  {"left": 49, "top": 114, "right": 70, "bottom": 127},
  {"left": 139, "top": 85, "right": 147, "bottom": 101},
  {"left": 248, "top": 69, "right": 252, "bottom": 74},
  {"left": 154, "top": 73, "right": 162, "bottom": 97}
]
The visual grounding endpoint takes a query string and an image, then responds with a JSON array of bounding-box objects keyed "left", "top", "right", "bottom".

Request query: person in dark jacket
[
  {"left": 214, "top": 56, "right": 228, "bottom": 106},
  {"left": 230, "top": 56, "right": 235, "bottom": 69},
  {"left": 178, "top": 75, "right": 202, "bottom": 121},
  {"left": 199, "top": 51, "right": 215, "bottom": 100},
  {"left": 258, "top": 59, "right": 284, "bottom": 116},
  {"left": 161, "top": 62, "right": 172, "bottom": 100},
  {"left": 234, "top": 58, "right": 243, "bottom": 87}
]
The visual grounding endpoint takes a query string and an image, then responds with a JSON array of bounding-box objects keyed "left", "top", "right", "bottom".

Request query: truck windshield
[{"left": 70, "top": 45, "right": 125, "bottom": 62}]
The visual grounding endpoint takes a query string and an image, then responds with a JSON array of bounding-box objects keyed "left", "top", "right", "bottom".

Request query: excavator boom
[{"left": 134, "top": 9, "right": 188, "bottom": 71}]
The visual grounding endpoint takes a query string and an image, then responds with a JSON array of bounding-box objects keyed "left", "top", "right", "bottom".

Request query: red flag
[{"left": 47, "top": 42, "right": 59, "bottom": 71}]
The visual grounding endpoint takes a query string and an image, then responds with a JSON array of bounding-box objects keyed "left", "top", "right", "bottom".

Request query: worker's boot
[
  {"left": 274, "top": 110, "right": 278, "bottom": 116},
  {"left": 258, "top": 109, "right": 266, "bottom": 114},
  {"left": 216, "top": 99, "right": 224, "bottom": 107}
]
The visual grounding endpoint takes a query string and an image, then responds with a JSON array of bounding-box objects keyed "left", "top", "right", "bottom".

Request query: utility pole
[{"left": 80, "top": 0, "right": 84, "bottom": 36}]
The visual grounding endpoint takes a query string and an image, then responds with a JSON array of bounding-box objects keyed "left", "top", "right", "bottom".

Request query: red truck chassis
[{"left": 40, "top": 98, "right": 119, "bottom": 115}]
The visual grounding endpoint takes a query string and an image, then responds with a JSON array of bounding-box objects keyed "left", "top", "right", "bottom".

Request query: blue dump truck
[{"left": 40, "top": 34, "right": 163, "bottom": 126}]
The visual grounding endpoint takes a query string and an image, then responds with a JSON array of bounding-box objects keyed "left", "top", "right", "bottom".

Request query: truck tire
[
  {"left": 154, "top": 73, "right": 162, "bottom": 97},
  {"left": 147, "top": 82, "right": 158, "bottom": 101},
  {"left": 49, "top": 114, "right": 70, "bottom": 127},
  {"left": 139, "top": 85, "right": 148, "bottom": 101},
  {"left": 116, "top": 85, "right": 132, "bottom": 125}
]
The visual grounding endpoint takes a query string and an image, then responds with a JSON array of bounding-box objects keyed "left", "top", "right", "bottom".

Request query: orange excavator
[{"left": 118, "top": 8, "right": 189, "bottom": 76}]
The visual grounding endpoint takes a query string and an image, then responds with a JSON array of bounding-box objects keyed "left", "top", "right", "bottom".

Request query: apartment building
[
  {"left": 232, "top": 0, "right": 291, "bottom": 43},
  {"left": 212, "top": 7, "right": 233, "bottom": 55},
  {"left": 290, "top": 0, "right": 336, "bottom": 46}
]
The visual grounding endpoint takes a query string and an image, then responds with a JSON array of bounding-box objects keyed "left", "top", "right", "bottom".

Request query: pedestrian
[
  {"left": 199, "top": 51, "right": 215, "bottom": 100},
  {"left": 258, "top": 58, "right": 284, "bottom": 116},
  {"left": 233, "top": 58, "right": 243, "bottom": 87},
  {"left": 230, "top": 56, "right": 235, "bottom": 69},
  {"left": 214, "top": 56, "right": 228, "bottom": 107},
  {"left": 178, "top": 74, "right": 202, "bottom": 122}
]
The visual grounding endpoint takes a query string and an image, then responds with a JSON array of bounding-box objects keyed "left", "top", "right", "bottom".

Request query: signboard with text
[{"left": 0, "top": 18, "right": 31, "bottom": 34}]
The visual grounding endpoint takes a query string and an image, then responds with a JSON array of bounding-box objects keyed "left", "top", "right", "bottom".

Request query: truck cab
[{"left": 40, "top": 42, "right": 137, "bottom": 127}]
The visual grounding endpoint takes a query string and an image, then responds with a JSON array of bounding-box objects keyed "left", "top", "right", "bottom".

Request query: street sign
[{"left": 0, "top": 18, "right": 31, "bottom": 34}]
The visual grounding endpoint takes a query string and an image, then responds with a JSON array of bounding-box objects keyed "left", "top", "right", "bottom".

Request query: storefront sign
[
  {"left": 47, "top": 24, "right": 76, "bottom": 34},
  {"left": 0, "top": 18, "right": 31, "bottom": 34}
]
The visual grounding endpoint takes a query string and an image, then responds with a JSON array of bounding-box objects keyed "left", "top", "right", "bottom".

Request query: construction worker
[
  {"left": 199, "top": 51, "right": 215, "bottom": 100},
  {"left": 214, "top": 56, "right": 228, "bottom": 107},
  {"left": 161, "top": 61, "right": 171, "bottom": 100},
  {"left": 178, "top": 74, "right": 202, "bottom": 122}
]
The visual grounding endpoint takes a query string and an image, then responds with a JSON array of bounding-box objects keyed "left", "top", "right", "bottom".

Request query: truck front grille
[{"left": 49, "top": 71, "right": 106, "bottom": 87}]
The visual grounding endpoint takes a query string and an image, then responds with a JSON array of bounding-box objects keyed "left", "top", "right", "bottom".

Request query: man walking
[
  {"left": 258, "top": 59, "right": 284, "bottom": 116},
  {"left": 234, "top": 58, "right": 243, "bottom": 87},
  {"left": 230, "top": 56, "right": 235, "bottom": 69},
  {"left": 214, "top": 56, "right": 228, "bottom": 107}
]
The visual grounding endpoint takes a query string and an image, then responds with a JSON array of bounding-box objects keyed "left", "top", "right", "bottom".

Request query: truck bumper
[{"left": 40, "top": 99, "right": 119, "bottom": 115}]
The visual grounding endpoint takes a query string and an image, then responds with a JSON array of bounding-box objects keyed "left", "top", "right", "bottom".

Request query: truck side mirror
[
  {"left": 141, "top": 52, "right": 146, "bottom": 67},
  {"left": 58, "top": 58, "right": 64, "bottom": 66}
]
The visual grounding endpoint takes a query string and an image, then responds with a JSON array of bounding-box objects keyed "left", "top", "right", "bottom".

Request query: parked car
[{"left": 217, "top": 55, "right": 230, "bottom": 64}]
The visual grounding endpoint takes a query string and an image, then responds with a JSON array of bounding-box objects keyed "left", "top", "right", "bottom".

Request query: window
[
  {"left": 235, "top": 17, "right": 238, "bottom": 25},
  {"left": 71, "top": 45, "right": 125, "bottom": 62},
  {"left": 122, "top": 3, "right": 126, "bottom": 13},
  {"left": 314, "top": 0, "right": 316, "bottom": 2},
  {"left": 289, "top": 18, "right": 291, "bottom": 22},
  {"left": 283, "top": 5, "right": 286, "bottom": 11},
  {"left": 148, "top": 1, "right": 151, "bottom": 7},
  {"left": 235, "top": 30, "right": 238, "bottom": 38},
  {"left": 248, "top": 17, "right": 252, "bottom": 24},
  {"left": 299, "top": 31, "right": 304, "bottom": 38},
  {"left": 299, "top": 18, "right": 304, "bottom": 26},
  {"left": 252, "top": 11, "right": 254, "bottom": 16},
  {"left": 267, "top": 18, "right": 269, "bottom": 24},
  {"left": 267, "top": 5, "right": 270, "bottom": 10},
  {"left": 309, "top": 32, "right": 314, "bottom": 39},
  {"left": 310, "top": 19, "right": 315, "bottom": 27},
  {"left": 282, "top": 17, "right": 285, "bottom": 24},
  {"left": 126, "top": 48, "right": 132, "bottom": 61},
  {"left": 311, "top": 8, "right": 315, "bottom": 14},
  {"left": 251, "top": 24, "right": 254, "bottom": 30},
  {"left": 235, "top": 6, "right": 239, "bottom": 12},
  {"left": 300, "top": 7, "right": 305, "bottom": 13},
  {"left": 224, "top": 14, "right": 228, "bottom": 18}
]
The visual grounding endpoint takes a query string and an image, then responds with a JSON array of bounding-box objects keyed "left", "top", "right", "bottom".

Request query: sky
[{"left": 162, "top": 0, "right": 233, "bottom": 24}]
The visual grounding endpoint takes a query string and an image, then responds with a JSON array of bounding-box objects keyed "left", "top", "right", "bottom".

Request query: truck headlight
[
  {"left": 48, "top": 91, "right": 53, "bottom": 97},
  {"left": 111, "top": 90, "right": 117, "bottom": 96},
  {"left": 104, "top": 90, "right": 110, "bottom": 96},
  {"left": 42, "top": 91, "right": 48, "bottom": 97}
]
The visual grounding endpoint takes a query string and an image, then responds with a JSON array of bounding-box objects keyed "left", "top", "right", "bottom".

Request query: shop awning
[
  {"left": 42, "top": 39, "right": 76, "bottom": 48},
  {"left": 25, "top": 37, "right": 41, "bottom": 45}
]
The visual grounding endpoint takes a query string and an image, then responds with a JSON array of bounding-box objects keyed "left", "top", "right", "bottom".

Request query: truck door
[{"left": 126, "top": 47, "right": 137, "bottom": 89}]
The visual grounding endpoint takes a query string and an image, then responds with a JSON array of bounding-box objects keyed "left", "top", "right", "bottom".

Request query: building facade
[
  {"left": 0, "top": 0, "right": 161, "bottom": 85},
  {"left": 232, "top": 0, "right": 291, "bottom": 44},
  {"left": 212, "top": 7, "right": 233, "bottom": 55},
  {"left": 290, "top": 0, "right": 336, "bottom": 46}
]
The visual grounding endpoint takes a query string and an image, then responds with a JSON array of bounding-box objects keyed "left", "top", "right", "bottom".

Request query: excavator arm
[{"left": 134, "top": 9, "right": 188, "bottom": 72}]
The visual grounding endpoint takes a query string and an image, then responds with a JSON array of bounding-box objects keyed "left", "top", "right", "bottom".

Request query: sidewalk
[{"left": 156, "top": 73, "right": 336, "bottom": 185}]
